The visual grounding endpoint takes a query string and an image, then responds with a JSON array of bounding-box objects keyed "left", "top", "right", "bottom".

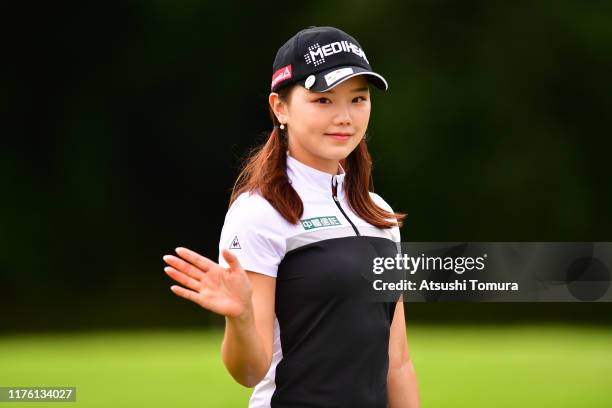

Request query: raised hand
[{"left": 163, "top": 247, "right": 253, "bottom": 318}]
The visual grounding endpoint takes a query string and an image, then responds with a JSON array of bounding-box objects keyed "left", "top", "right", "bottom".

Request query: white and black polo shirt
[{"left": 218, "top": 152, "right": 401, "bottom": 408}]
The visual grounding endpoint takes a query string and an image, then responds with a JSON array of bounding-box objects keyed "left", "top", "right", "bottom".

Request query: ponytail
[{"left": 229, "top": 89, "right": 303, "bottom": 223}]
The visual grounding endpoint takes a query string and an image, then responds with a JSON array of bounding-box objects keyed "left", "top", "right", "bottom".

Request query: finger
[
  {"left": 175, "top": 247, "right": 214, "bottom": 272},
  {"left": 164, "top": 266, "right": 201, "bottom": 292},
  {"left": 163, "top": 255, "right": 205, "bottom": 281},
  {"left": 169, "top": 285, "right": 200, "bottom": 304},
  {"left": 221, "top": 248, "right": 242, "bottom": 272}
]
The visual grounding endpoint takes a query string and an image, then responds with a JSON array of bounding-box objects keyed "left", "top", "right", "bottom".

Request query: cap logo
[
  {"left": 304, "top": 41, "right": 369, "bottom": 67},
  {"left": 271, "top": 64, "right": 292, "bottom": 89},
  {"left": 324, "top": 67, "right": 354, "bottom": 86}
]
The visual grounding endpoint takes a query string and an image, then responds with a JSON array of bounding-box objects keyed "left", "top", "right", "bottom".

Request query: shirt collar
[{"left": 286, "top": 151, "right": 346, "bottom": 198}]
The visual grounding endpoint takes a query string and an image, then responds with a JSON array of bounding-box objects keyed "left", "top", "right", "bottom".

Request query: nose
[{"left": 332, "top": 101, "right": 352, "bottom": 126}]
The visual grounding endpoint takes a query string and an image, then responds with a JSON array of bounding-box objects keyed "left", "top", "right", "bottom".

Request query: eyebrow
[{"left": 324, "top": 86, "right": 370, "bottom": 94}]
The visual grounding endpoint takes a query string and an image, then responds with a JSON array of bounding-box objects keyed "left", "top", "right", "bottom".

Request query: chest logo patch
[{"left": 300, "top": 216, "right": 342, "bottom": 230}]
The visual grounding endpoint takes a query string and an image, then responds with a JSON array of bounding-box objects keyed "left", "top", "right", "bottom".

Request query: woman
[{"left": 163, "top": 26, "right": 420, "bottom": 407}]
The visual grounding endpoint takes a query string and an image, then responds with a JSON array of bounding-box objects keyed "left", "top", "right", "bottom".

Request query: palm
[
  {"left": 163, "top": 247, "right": 252, "bottom": 318},
  {"left": 196, "top": 263, "right": 249, "bottom": 317}
]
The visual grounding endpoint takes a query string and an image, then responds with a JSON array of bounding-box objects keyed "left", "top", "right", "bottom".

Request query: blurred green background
[
  {"left": 2, "top": 0, "right": 611, "bottom": 406},
  {"left": 2, "top": 325, "right": 611, "bottom": 407}
]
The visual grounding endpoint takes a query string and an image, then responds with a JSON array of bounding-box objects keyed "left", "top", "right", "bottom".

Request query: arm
[
  {"left": 221, "top": 271, "right": 276, "bottom": 387},
  {"left": 387, "top": 298, "right": 420, "bottom": 408},
  {"left": 163, "top": 247, "right": 275, "bottom": 387}
]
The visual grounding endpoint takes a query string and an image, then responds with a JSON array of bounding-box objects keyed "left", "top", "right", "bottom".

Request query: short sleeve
[
  {"left": 369, "top": 192, "right": 402, "bottom": 252},
  {"left": 217, "top": 192, "right": 287, "bottom": 278}
]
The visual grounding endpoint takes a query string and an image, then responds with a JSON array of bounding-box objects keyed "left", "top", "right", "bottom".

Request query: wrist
[{"left": 226, "top": 302, "right": 254, "bottom": 328}]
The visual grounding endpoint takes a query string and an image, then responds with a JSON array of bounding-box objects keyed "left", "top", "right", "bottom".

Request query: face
[{"left": 271, "top": 75, "right": 371, "bottom": 174}]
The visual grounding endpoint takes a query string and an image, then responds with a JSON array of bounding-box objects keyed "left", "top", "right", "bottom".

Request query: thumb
[{"left": 222, "top": 248, "right": 242, "bottom": 271}]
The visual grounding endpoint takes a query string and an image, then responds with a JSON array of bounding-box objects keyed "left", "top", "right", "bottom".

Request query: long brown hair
[{"left": 229, "top": 85, "right": 405, "bottom": 229}]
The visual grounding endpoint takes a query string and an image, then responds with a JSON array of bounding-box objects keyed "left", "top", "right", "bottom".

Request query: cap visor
[{"left": 303, "top": 66, "right": 388, "bottom": 92}]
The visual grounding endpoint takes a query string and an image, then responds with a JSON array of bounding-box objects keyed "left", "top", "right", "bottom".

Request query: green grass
[{"left": 1, "top": 324, "right": 611, "bottom": 407}]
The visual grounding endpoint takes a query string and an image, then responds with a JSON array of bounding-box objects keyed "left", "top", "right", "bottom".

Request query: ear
[{"left": 269, "top": 92, "right": 288, "bottom": 124}]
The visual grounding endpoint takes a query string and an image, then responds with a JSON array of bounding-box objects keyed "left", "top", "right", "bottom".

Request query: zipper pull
[{"left": 330, "top": 175, "right": 361, "bottom": 237}]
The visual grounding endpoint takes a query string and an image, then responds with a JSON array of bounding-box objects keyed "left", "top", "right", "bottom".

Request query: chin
[{"left": 323, "top": 149, "right": 352, "bottom": 162}]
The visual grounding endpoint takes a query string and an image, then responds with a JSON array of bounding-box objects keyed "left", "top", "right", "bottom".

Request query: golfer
[{"left": 163, "top": 26, "right": 419, "bottom": 407}]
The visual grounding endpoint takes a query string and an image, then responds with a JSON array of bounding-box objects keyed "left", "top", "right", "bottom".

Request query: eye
[
  {"left": 353, "top": 96, "right": 368, "bottom": 103},
  {"left": 315, "top": 97, "right": 331, "bottom": 104}
]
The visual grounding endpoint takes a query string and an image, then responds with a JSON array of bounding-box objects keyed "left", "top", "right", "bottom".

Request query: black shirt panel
[{"left": 272, "top": 236, "right": 400, "bottom": 408}]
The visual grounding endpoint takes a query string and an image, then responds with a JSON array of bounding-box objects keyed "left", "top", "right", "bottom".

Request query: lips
[{"left": 325, "top": 132, "right": 353, "bottom": 141}]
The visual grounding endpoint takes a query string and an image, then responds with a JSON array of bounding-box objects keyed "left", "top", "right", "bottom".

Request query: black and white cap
[{"left": 270, "top": 26, "right": 388, "bottom": 93}]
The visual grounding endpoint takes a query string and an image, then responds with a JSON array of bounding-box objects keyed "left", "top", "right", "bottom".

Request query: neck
[{"left": 287, "top": 148, "right": 341, "bottom": 176}]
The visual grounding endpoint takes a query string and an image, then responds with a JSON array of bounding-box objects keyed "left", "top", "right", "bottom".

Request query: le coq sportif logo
[
  {"left": 303, "top": 41, "right": 369, "bottom": 67},
  {"left": 229, "top": 236, "right": 241, "bottom": 250}
]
